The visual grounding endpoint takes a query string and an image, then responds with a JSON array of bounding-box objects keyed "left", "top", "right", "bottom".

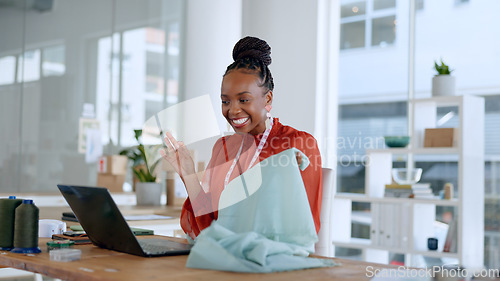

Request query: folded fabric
[
  {"left": 186, "top": 221, "right": 337, "bottom": 273},
  {"left": 218, "top": 148, "right": 317, "bottom": 249},
  {"left": 186, "top": 148, "right": 338, "bottom": 272}
]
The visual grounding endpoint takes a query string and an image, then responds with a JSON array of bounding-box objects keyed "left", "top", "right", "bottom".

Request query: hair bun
[{"left": 232, "top": 36, "right": 272, "bottom": 66}]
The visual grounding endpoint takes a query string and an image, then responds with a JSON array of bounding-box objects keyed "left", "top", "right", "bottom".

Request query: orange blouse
[{"left": 180, "top": 118, "right": 323, "bottom": 240}]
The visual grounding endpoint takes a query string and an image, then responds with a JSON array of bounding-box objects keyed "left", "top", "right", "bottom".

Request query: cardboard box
[
  {"left": 424, "top": 128, "right": 458, "bottom": 147},
  {"left": 97, "top": 155, "right": 128, "bottom": 175},
  {"left": 166, "top": 171, "right": 188, "bottom": 206},
  {"left": 97, "top": 174, "right": 125, "bottom": 192}
]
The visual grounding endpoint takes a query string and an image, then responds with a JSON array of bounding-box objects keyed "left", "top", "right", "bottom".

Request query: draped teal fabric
[{"left": 186, "top": 148, "right": 337, "bottom": 272}]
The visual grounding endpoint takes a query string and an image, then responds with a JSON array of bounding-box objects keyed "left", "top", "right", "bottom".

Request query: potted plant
[
  {"left": 120, "top": 129, "right": 163, "bottom": 206},
  {"left": 432, "top": 59, "right": 456, "bottom": 97}
]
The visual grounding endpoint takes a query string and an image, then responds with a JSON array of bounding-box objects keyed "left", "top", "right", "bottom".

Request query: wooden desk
[{"left": 0, "top": 236, "right": 396, "bottom": 281}]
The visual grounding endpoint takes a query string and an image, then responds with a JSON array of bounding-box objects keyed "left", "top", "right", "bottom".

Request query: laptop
[{"left": 57, "top": 184, "right": 192, "bottom": 257}]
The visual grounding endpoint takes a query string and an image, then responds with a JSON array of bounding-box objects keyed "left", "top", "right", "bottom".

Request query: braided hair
[{"left": 224, "top": 36, "right": 274, "bottom": 92}]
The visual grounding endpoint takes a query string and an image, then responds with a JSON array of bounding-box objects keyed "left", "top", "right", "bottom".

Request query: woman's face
[{"left": 221, "top": 70, "right": 272, "bottom": 135}]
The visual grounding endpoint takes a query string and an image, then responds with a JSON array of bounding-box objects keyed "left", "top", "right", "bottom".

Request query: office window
[
  {"left": 340, "top": 0, "right": 397, "bottom": 50},
  {"left": 0, "top": 56, "right": 16, "bottom": 85},
  {"left": 371, "top": 15, "right": 396, "bottom": 46},
  {"left": 42, "top": 45, "right": 66, "bottom": 77},
  {"left": 416, "top": 0, "right": 424, "bottom": 10},
  {"left": 17, "top": 49, "right": 40, "bottom": 82},
  {"left": 146, "top": 51, "right": 164, "bottom": 94},
  {"left": 340, "top": 21, "right": 366, "bottom": 50},
  {"left": 96, "top": 23, "right": 182, "bottom": 149},
  {"left": 0, "top": 0, "right": 185, "bottom": 194},
  {"left": 337, "top": 102, "right": 407, "bottom": 193},
  {"left": 373, "top": 0, "right": 395, "bottom": 10},
  {"left": 145, "top": 27, "right": 165, "bottom": 96},
  {"left": 341, "top": 1, "right": 366, "bottom": 18}
]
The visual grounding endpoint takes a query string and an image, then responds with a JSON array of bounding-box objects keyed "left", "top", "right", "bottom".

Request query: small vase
[
  {"left": 432, "top": 75, "right": 456, "bottom": 97},
  {"left": 135, "top": 182, "right": 162, "bottom": 206}
]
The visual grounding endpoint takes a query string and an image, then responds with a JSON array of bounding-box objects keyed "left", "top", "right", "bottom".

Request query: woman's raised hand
[{"left": 159, "top": 132, "right": 196, "bottom": 180}]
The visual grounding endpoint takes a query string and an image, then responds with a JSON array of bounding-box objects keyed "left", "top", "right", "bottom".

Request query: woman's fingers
[
  {"left": 160, "top": 148, "right": 169, "bottom": 158},
  {"left": 163, "top": 135, "right": 176, "bottom": 153},
  {"left": 165, "top": 132, "right": 180, "bottom": 150},
  {"left": 159, "top": 137, "right": 195, "bottom": 178}
]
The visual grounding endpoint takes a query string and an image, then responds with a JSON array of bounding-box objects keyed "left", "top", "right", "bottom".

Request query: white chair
[{"left": 314, "top": 167, "right": 334, "bottom": 257}]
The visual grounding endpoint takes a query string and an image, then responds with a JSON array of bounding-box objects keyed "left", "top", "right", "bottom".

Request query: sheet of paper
[
  {"left": 85, "top": 128, "right": 103, "bottom": 163},
  {"left": 123, "top": 215, "right": 174, "bottom": 221}
]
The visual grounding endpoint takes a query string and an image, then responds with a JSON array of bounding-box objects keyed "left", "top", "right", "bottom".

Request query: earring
[{"left": 265, "top": 105, "right": 272, "bottom": 118}]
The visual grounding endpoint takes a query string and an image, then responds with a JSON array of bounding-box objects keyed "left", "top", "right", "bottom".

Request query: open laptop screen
[{"left": 57, "top": 185, "right": 145, "bottom": 256}]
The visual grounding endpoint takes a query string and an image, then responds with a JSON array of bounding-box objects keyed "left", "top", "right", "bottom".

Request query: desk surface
[
  {"left": 1, "top": 205, "right": 395, "bottom": 280},
  {"left": 0, "top": 237, "right": 395, "bottom": 281}
]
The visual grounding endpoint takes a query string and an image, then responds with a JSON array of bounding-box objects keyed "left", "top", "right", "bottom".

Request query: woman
[{"left": 160, "top": 36, "right": 323, "bottom": 240}]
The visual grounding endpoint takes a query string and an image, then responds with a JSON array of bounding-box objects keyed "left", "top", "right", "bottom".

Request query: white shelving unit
[{"left": 331, "top": 96, "right": 485, "bottom": 269}]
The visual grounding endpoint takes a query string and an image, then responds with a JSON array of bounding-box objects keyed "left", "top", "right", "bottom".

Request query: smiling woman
[
  {"left": 161, "top": 36, "right": 324, "bottom": 241},
  {"left": 221, "top": 71, "right": 271, "bottom": 135}
]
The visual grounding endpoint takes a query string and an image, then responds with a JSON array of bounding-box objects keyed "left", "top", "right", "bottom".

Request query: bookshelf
[{"left": 331, "top": 95, "right": 485, "bottom": 269}]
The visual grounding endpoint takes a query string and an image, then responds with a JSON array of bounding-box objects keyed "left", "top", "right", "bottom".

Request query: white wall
[
  {"left": 181, "top": 0, "right": 242, "bottom": 163},
  {"left": 241, "top": 0, "right": 319, "bottom": 135},
  {"left": 183, "top": 0, "right": 242, "bottom": 131}
]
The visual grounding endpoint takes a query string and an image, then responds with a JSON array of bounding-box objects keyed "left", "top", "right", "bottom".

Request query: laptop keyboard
[{"left": 138, "top": 238, "right": 186, "bottom": 255}]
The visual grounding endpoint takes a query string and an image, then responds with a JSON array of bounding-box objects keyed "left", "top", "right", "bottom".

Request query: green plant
[
  {"left": 119, "top": 129, "right": 161, "bottom": 183},
  {"left": 434, "top": 59, "right": 453, "bottom": 75}
]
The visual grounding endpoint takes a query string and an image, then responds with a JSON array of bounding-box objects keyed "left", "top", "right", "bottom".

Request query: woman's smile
[{"left": 231, "top": 117, "right": 250, "bottom": 128}]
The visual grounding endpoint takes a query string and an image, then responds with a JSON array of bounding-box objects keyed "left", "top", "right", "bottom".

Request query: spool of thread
[
  {"left": 444, "top": 183, "right": 454, "bottom": 200},
  {"left": 11, "top": 200, "right": 41, "bottom": 254},
  {"left": 0, "top": 196, "right": 23, "bottom": 250}
]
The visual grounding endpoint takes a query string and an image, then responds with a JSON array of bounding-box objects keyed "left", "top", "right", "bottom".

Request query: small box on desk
[
  {"left": 97, "top": 155, "right": 128, "bottom": 175},
  {"left": 166, "top": 172, "right": 188, "bottom": 206},
  {"left": 164, "top": 158, "right": 205, "bottom": 207},
  {"left": 97, "top": 174, "right": 125, "bottom": 192},
  {"left": 424, "top": 128, "right": 458, "bottom": 147}
]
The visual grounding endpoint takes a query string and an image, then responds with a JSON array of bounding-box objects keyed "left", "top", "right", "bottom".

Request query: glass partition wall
[
  {"left": 337, "top": 0, "right": 500, "bottom": 270},
  {"left": 0, "top": 0, "right": 184, "bottom": 193}
]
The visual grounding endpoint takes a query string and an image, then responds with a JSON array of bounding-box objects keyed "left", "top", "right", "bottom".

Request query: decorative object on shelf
[
  {"left": 427, "top": 237, "right": 438, "bottom": 251},
  {"left": 384, "top": 136, "right": 410, "bottom": 148},
  {"left": 120, "top": 129, "right": 162, "bottom": 206},
  {"left": 391, "top": 168, "right": 422, "bottom": 185},
  {"left": 432, "top": 59, "right": 456, "bottom": 97},
  {"left": 424, "top": 128, "right": 458, "bottom": 147},
  {"left": 384, "top": 184, "right": 412, "bottom": 198},
  {"left": 444, "top": 182, "right": 454, "bottom": 200},
  {"left": 443, "top": 218, "right": 457, "bottom": 253},
  {"left": 384, "top": 183, "right": 432, "bottom": 199}
]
